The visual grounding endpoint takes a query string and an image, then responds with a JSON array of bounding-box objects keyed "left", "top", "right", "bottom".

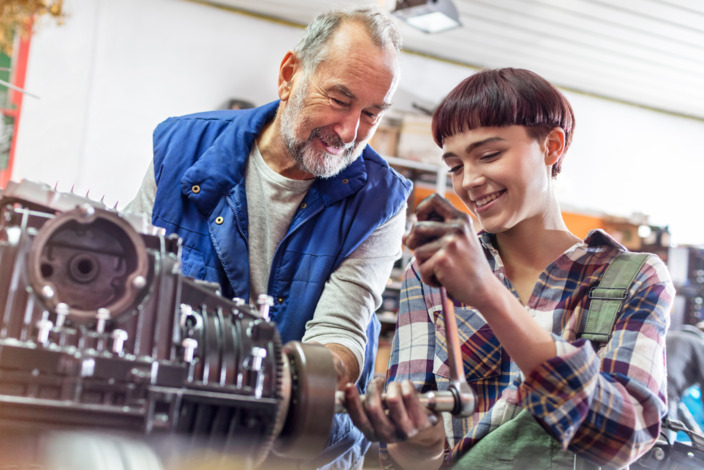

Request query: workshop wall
[{"left": 11, "top": 0, "right": 704, "bottom": 245}]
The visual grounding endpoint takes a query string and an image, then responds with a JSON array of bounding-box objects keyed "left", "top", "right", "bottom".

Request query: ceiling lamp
[{"left": 392, "top": 0, "right": 462, "bottom": 34}]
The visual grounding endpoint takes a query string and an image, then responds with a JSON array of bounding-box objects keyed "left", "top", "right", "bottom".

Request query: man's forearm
[{"left": 324, "top": 343, "right": 361, "bottom": 388}]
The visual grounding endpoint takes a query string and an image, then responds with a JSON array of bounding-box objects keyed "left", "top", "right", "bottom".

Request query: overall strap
[
  {"left": 581, "top": 252, "right": 649, "bottom": 345},
  {"left": 573, "top": 253, "right": 649, "bottom": 470}
]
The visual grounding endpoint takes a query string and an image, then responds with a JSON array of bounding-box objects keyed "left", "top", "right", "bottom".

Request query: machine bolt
[
  {"left": 111, "top": 329, "right": 128, "bottom": 354},
  {"left": 651, "top": 446, "right": 665, "bottom": 461},
  {"left": 250, "top": 347, "right": 268, "bottom": 399},
  {"left": 81, "top": 358, "right": 95, "bottom": 377},
  {"left": 55, "top": 302, "right": 69, "bottom": 328},
  {"left": 132, "top": 275, "right": 147, "bottom": 289},
  {"left": 179, "top": 303, "right": 196, "bottom": 329},
  {"left": 182, "top": 338, "right": 198, "bottom": 363},
  {"left": 41, "top": 285, "right": 54, "bottom": 300},
  {"left": 79, "top": 204, "right": 95, "bottom": 217},
  {"left": 257, "top": 294, "right": 274, "bottom": 321},
  {"left": 36, "top": 318, "right": 54, "bottom": 345},
  {"left": 96, "top": 308, "right": 110, "bottom": 333},
  {"left": 251, "top": 346, "right": 267, "bottom": 370}
]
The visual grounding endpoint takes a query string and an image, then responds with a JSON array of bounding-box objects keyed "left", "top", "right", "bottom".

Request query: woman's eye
[
  {"left": 481, "top": 152, "right": 500, "bottom": 160},
  {"left": 447, "top": 164, "right": 462, "bottom": 174}
]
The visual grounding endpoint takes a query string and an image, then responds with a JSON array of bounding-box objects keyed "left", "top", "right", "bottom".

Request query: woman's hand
[
  {"left": 403, "top": 193, "right": 496, "bottom": 306},
  {"left": 344, "top": 378, "right": 445, "bottom": 469}
]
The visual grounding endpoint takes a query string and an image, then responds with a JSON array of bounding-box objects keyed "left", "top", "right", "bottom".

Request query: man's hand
[
  {"left": 323, "top": 343, "right": 360, "bottom": 389},
  {"left": 344, "top": 378, "right": 445, "bottom": 470}
]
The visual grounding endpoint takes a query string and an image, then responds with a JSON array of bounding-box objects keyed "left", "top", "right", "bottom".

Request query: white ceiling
[{"left": 197, "top": 0, "right": 704, "bottom": 121}]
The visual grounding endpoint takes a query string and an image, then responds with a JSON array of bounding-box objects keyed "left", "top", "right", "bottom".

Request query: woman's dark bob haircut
[{"left": 431, "top": 68, "right": 575, "bottom": 177}]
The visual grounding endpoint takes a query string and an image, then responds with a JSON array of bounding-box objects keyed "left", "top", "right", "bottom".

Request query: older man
[{"left": 127, "top": 6, "right": 411, "bottom": 469}]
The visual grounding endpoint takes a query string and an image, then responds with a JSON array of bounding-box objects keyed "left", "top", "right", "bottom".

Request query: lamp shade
[{"left": 393, "top": 0, "right": 462, "bottom": 34}]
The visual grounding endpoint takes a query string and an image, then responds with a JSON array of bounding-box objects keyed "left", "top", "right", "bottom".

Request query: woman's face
[{"left": 441, "top": 125, "right": 554, "bottom": 234}]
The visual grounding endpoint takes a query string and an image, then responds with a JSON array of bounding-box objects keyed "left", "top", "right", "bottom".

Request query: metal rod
[
  {"left": 440, "top": 287, "right": 475, "bottom": 417},
  {"left": 335, "top": 389, "right": 464, "bottom": 414},
  {"left": 440, "top": 287, "right": 465, "bottom": 385}
]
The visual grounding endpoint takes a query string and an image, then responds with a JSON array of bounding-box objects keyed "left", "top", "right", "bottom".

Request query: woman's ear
[
  {"left": 544, "top": 127, "right": 566, "bottom": 166},
  {"left": 277, "top": 51, "right": 298, "bottom": 101}
]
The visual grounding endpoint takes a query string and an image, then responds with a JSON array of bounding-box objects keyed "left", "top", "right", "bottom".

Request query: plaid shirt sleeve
[
  {"left": 379, "top": 259, "right": 440, "bottom": 469},
  {"left": 519, "top": 253, "right": 674, "bottom": 468},
  {"left": 385, "top": 262, "right": 438, "bottom": 390}
]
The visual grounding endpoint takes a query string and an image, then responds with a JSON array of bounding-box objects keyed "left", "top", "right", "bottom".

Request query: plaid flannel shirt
[{"left": 381, "top": 229, "right": 673, "bottom": 469}]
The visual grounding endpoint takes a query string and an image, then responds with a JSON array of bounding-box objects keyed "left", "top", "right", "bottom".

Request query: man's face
[
  {"left": 280, "top": 77, "right": 358, "bottom": 178},
  {"left": 279, "top": 24, "right": 399, "bottom": 178}
]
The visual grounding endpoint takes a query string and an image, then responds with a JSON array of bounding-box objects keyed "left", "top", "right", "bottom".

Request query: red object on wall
[{"left": 0, "top": 29, "right": 32, "bottom": 189}]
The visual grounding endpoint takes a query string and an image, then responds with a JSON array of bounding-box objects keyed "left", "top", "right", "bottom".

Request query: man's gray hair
[{"left": 293, "top": 6, "right": 402, "bottom": 75}]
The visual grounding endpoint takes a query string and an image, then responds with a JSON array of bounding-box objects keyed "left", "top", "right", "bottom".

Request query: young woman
[{"left": 345, "top": 68, "right": 673, "bottom": 469}]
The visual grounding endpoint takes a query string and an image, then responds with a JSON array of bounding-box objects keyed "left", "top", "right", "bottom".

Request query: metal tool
[{"left": 335, "top": 287, "right": 476, "bottom": 417}]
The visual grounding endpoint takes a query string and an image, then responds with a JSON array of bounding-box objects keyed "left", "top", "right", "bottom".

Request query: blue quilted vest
[{"left": 151, "top": 100, "right": 412, "bottom": 390}]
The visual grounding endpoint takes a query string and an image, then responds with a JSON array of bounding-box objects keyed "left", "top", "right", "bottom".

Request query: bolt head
[
  {"left": 96, "top": 308, "right": 110, "bottom": 320},
  {"left": 132, "top": 275, "right": 147, "bottom": 289},
  {"left": 41, "top": 285, "right": 54, "bottom": 299},
  {"left": 111, "top": 329, "right": 128, "bottom": 340}
]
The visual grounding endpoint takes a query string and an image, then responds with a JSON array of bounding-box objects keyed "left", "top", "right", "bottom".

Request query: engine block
[{"left": 0, "top": 180, "right": 336, "bottom": 469}]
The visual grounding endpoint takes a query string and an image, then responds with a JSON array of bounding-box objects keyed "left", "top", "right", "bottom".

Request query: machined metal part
[
  {"left": 0, "top": 180, "right": 339, "bottom": 469},
  {"left": 26, "top": 200, "right": 150, "bottom": 321},
  {"left": 334, "top": 388, "right": 471, "bottom": 415},
  {"left": 273, "top": 341, "right": 337, "bottom": 459}
]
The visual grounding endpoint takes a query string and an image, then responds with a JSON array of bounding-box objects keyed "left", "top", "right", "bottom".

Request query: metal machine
[
  {"left": 0, "top": 180, "right": 477, "bottom": 469},
  {"left": 0, "top": 180, "right": 338, "bottom": 469}
]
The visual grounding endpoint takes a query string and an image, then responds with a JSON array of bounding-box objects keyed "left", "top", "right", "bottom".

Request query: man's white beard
[{"left": 280, "top": 87, "right": 364, "bottom": 179}]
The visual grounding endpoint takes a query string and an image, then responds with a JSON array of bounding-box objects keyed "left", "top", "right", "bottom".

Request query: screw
[
  {"left": 257, "top": 294, "right": 274, "bottom": 321},
  {"left": 132, "top": 275, "right": 146, "bottom": 289},
  {"left": 36, "top": 318, "right": 54, "bottom": 345},
  {"left": 79, "top": 204, "right": 95, "bottom": 217},
  {"left": 250, "top": 347, "right": 268, "bottom": 399},
  {"left": 182, "top": 338, "right": 198, "bottom": 363},
  {"left": 41, "top": 285, "right": 54, "bottom": 299},
  {"left": 179, "top": 304, "right": 195, "bottom": 329},
  {"left": 652, "top": 447, "right": 665, "bottom": 461},
  {"left": 250, "top": 346, "right": 267, "bottom": 370},
  {"left": 96, "top": 308, "right": 110, "bottom": 333},
  {"left": 55, "top": 302, "right": 69, "bottom": 328},
  {"left": 111, "top": 329, "right": 128, "bottom": 354}
]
